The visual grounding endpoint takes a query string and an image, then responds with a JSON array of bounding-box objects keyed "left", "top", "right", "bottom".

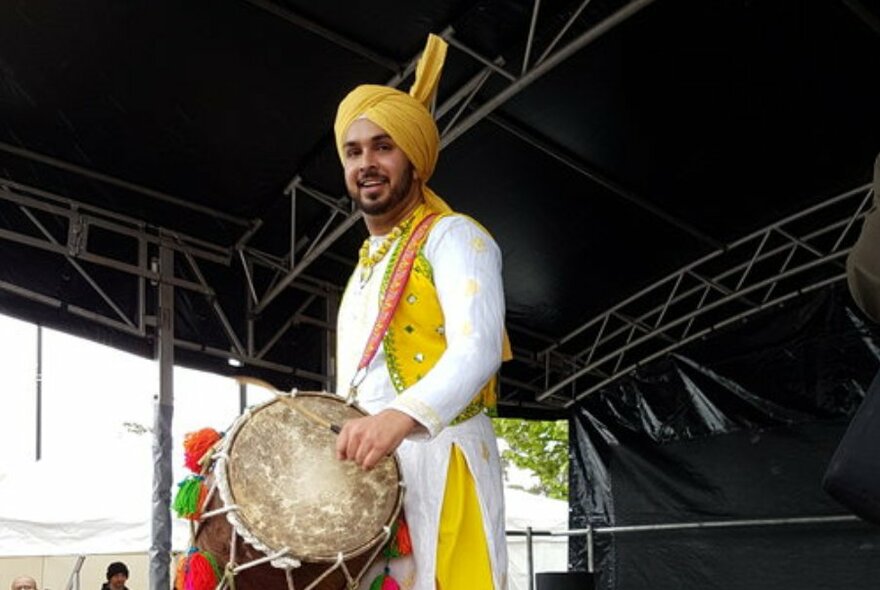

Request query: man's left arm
[
  {"left": 387, "top": 216, "right": 505, "bottom": 437},
  {"left": 336, "top": 216, "right": 504, "bottom": 469}
]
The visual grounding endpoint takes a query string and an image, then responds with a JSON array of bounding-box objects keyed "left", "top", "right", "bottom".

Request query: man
[
  {"left": 333, "top": 34, "right": 510, "bottom": 590},
  {"left": 847, "top": 152, "right": 880, "bottom": 321},
  {"left": 823, "top": 151, "right": 880, "bottom": 524},
  {"left": 100, "top": 562, "right": 129, "bottom": 590},
  {"left": 9, "top": 576, "right": 37, "bottom": 590}
]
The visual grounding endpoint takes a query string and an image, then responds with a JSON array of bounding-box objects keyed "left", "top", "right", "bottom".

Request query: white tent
[
  {"left": 505, "top": 488, "right": 570, "bottom": 590},
  {"left": 0, "top": 438, "right": 191, "bottom": 558}
]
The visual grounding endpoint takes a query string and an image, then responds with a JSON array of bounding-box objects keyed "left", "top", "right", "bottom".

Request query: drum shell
[
  {"left": 192, "top": 480, "right": 375, "bottom": 590},
  {"left": 183, "top": 392, "right": 404, "bottom": 590}
]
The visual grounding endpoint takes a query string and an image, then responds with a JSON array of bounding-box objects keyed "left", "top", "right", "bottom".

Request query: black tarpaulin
[{"left": 569, "top": 285, "right": 880, "bottom": 589}]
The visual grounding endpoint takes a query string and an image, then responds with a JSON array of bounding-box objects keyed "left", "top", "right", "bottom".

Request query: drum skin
[{"left": 190, "top": 392, "right": 403, "bottom": 590}]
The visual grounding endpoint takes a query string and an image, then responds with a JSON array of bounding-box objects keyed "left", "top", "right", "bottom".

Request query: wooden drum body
[{"left": 190, "top": 392, "right": 404, "bottom": 590}]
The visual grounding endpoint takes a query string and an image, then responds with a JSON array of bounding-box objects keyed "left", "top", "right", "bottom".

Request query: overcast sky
[{"left": 0, "top": 312, "right": 270, "bottom": 474}]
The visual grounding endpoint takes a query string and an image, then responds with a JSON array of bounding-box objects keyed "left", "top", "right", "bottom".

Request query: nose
[{"left": 358, "top": 148, "right": 378, "bottom": 171}]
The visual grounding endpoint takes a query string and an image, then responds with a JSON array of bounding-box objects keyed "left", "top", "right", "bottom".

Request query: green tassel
[
  {"left": 200, "top": 549, "right": 222, "bottom": 581},
  {"left": 369, "top": 573, "right": 384, "bottom": 590},
  {"left": 383, "top": 520, "right": 400, "bottom": 558},
  {"left": 173, "top": 475, "right": 204, "bottom": 519}
]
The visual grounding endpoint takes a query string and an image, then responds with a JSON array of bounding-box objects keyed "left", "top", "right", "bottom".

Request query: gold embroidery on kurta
[{"left": 464, "top": 278, "right": 479, "bottom": 296}]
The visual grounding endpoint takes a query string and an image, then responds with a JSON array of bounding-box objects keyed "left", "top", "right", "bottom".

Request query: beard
[{"left": 349, "top": 163, "right": 416, "bottom": 216}]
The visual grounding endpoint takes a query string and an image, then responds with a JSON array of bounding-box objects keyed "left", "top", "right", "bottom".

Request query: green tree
[{"left": 493, "top": 418, "right": 568, "bottom": 500}]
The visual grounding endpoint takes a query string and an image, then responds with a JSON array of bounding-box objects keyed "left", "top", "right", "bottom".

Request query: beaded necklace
[
  {"left": 357, "top": 206, "right": 424, "bottom": 287},
  {"left": 358, "top": 225, "right": 403, "bottom": 286}
]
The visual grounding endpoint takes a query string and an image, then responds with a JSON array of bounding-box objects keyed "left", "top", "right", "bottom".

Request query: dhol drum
[{"left": 187, "top": 391, "right": 405, "bottom": 590}]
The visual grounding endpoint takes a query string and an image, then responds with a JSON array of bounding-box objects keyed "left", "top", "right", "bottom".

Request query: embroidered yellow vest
[{"left": 379, "top": 207, "right": 499, "bottom": 422}]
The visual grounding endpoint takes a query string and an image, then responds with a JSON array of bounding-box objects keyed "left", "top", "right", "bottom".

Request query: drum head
[{"left": 221, "top": 393, "right": 402, "bottom": 563}]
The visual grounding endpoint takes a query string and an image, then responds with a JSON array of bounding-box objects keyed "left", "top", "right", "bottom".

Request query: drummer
[{"left": 333, "top": 34, "right": 510, "bottom": 590}]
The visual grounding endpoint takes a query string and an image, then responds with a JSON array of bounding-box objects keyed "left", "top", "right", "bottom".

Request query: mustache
[{"left": 357, "top": 170, "right": 388, "bottom": 185}]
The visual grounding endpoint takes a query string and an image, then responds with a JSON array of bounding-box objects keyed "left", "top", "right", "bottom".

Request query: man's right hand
[{"left": 335, "top": 409, "right": 418, "bottom": 470}]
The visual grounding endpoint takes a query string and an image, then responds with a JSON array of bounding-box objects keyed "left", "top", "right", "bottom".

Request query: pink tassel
[{"left": 369, "top": 567, "right": 400, "bottom": 590}]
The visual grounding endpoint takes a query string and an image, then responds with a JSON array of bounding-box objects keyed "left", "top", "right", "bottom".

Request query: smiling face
[{"left": 342, "top": 118, "right": 422, "bottom": 234}]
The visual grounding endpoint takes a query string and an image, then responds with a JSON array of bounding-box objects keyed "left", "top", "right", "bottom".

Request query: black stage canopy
[{"left": 1, "top": 0, "right": 878, "bottom": 418}]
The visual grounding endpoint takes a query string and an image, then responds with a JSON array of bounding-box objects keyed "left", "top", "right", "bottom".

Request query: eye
[
  {"left": 376, "top": 143, "right": 393, "bottom": 152},
  {"left": 344, "top": 147, "right": 360, "bottom": 159}
]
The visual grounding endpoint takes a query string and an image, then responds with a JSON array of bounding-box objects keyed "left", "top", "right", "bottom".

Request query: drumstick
[
  {"left": 233, "top": 375, "right": 283, "bottom": 391},
  {"left": 290, "top": 403, "right": 342, "bottom": 434},
  {"left": 233, "top": 376, "right": 342, "bottom": 434}
]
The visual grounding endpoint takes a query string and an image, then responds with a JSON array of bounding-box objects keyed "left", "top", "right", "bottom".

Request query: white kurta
[{"left": 336, "top": 215, "right": 508, "bottom": 590}]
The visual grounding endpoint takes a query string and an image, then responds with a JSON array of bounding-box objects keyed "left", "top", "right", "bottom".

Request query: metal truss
[
  {"left": 231, "top": 0, "right": 671, "bottom": 401},
  {"left": 7, "top": 0, "right": 855, "bottom": 414},
  {"left": 0, "top": 177, "right": 335, "bottom": 385},
  {"left": 0, "top": 0, "right": 666, "bottom": 377},
  {"left": 249, "top": 0, "right": 677, "bottom": 324},
  {"left": 527, "top": 182, "right": 874, "bottom": 408}
]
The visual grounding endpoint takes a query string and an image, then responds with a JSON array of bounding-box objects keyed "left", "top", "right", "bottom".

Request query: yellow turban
[
  {"left": 334, "top": 34, "right": 513, "bottom": 361},
  {"left": 334, "top": 34, "right": 452, "bottom": 213}
]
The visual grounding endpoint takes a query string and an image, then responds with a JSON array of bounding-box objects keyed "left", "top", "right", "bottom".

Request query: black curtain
[{"left": 569, "top": 284, "right": 880, "bottom": 590}]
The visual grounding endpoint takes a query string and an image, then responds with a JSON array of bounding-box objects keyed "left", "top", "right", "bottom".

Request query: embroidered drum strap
[{"left": 347, "top": 212, "right": 439, "bottom": 403}]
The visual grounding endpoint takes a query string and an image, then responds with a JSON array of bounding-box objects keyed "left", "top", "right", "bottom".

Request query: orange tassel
[
  {"left": 183, "top": 428, "right": 221, "bottom": 473},
  {"left": 395, "top": 517, "right": 412, "bottom": 556},
  {"left": 174, "top": 554, "right": 187, "bottom": 590},
  {"left": 383, "top": 516, "right": 413, "bottom": 558}
]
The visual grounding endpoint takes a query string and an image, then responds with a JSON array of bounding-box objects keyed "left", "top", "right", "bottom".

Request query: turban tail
[{"left": 334, "top": 34, "right": 452, "bottom": 214}]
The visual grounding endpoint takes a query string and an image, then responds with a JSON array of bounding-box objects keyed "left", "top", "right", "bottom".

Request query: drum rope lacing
[
  {"left": 233, "top": 547, "right": 293, "bottom": 574},
  {"left": 186, "top": 392, "right": 405, "bottom": 590}
]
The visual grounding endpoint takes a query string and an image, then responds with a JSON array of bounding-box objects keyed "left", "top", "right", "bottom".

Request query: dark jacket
[{"left": 847, "top": 153, "right": 880, "bottom": 323}]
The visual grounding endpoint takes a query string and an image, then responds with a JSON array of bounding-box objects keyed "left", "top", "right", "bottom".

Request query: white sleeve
[{"left": 387, "top": 215, "right": 505, "bottom": 438}]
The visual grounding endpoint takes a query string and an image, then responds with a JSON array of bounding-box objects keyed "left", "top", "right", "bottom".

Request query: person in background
[
  {"left": 9, "top": 576, "right": 37, "bottom": 590},
  {"left": 100, "top": 562, "right": 129, "bottom": 590},
  {"left": 847, "top": 153, "right": 880, "bottom": 321},
  {"left": 823, "top": 151, "right": 880, "bottom": 525}
]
